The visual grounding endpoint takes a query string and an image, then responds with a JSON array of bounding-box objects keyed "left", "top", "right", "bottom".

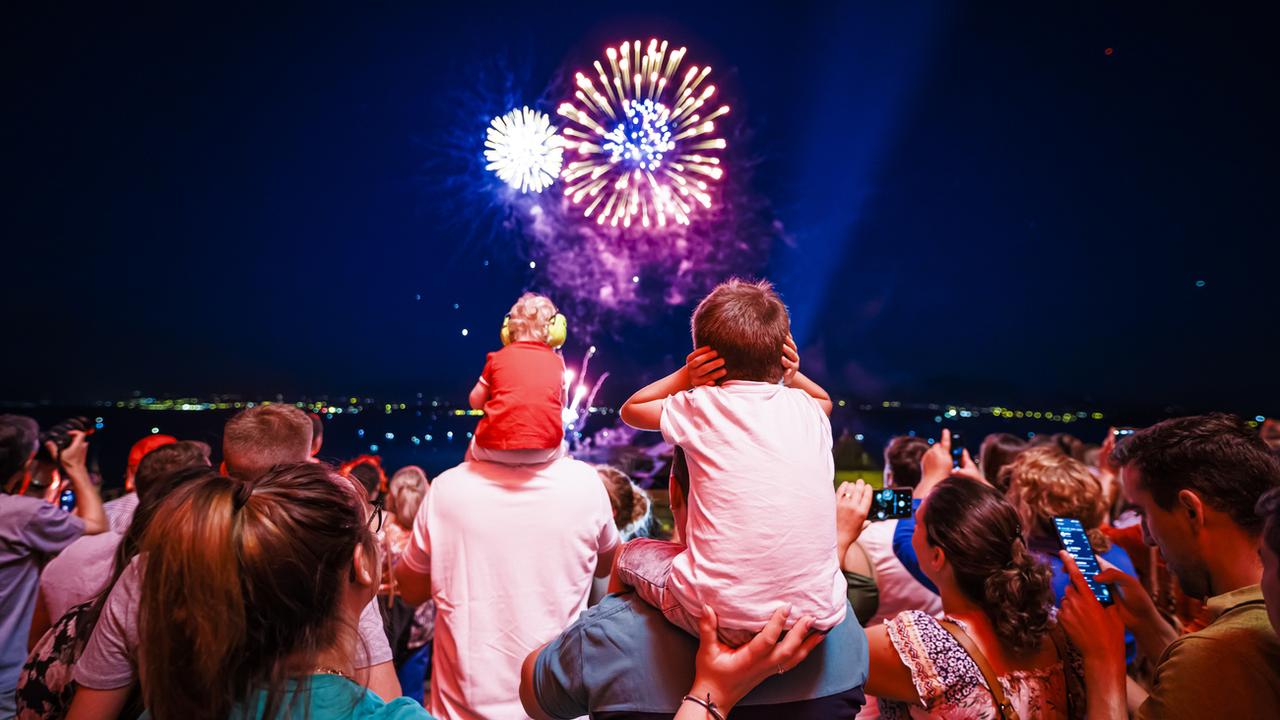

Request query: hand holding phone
[
  {"left": 1054, "top": 517, "right": 1113, "bottom": 605},
  {"left": 870, "top": 487, "right": 913, "bottom": 521}
]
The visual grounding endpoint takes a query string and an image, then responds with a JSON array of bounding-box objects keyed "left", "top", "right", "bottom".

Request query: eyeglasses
[{"left": 368, "top": 495, "right": 385, "bottom": 534}]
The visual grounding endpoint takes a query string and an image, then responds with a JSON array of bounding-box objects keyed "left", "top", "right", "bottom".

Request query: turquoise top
[{"left": 141, "top": 674, "right": 434, "bottom": 719}]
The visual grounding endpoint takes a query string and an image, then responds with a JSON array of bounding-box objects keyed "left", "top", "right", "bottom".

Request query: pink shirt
[
  {"left": 74, "top": 556, "right": 392, "bottom": 689},
  {"left": 400, "top": 457, "right": 619, "bottom": 720},
  {"left": 661, "top": 381, "right": 846, "bottom": 632},
  {"left": 39, "top": 530, "right": 122, "bottom": 622}
]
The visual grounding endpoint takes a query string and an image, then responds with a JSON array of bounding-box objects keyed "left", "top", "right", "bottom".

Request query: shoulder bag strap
[
  {"left": 938, "top": 618, "right": 1021, "bottom": 720},
  {"left": 1048, "top": 624, "right": 1080, "bottom": 719}
]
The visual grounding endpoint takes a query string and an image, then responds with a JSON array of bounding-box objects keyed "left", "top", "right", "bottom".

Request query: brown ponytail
[
  {"left": 923, "top": 476, "right": 1055, "bottom": 655},
  {"left": 138, "top": 462, "right": 374, "bottom": 720}
]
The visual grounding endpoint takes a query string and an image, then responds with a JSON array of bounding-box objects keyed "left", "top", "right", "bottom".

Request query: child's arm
[
  {"left": 468, "top": 380, "right": 490, "bottom": 410},
  {"left": 782, "top": 337, "right": 834, "bottom": 415},
  {"left": 620, "top": 347, "right": 726, "bottom": 430}
]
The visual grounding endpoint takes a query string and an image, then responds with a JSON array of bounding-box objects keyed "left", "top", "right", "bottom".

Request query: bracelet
[{"left": 681, "top": 693, "right": 726, "bottom": 720}]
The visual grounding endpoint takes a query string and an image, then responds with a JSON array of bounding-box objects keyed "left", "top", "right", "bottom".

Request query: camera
[{"left": 35, "top": 416, "right": 92, "bottom": 463}]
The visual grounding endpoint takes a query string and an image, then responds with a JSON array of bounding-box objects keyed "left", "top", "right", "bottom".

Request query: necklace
[{"left": 313, "top": 665, "right": 353, "bottom": 682}]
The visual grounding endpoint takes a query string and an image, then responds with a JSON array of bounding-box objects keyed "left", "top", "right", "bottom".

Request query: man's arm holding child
[
  {"left": 620, "top": 348, "right": 727, "bottom": 430},
  {"left": 782, "top": 336, "right": 833, "bottom": 415}
]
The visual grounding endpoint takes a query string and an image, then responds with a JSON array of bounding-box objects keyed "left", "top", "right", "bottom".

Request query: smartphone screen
[
  {"left": 870, "top": 488, "right": 913, "bottom": 521},
  {"left": 950, "top": 432, "right": 964, "bottom": 468},
  {"left": 1054, "top": 517, "right": 1113, "bottom": 605},
  {"left": 59, "top": 488, "right": 76, "bottom": 513}
]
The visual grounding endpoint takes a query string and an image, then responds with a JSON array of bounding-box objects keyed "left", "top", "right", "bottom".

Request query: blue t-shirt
[
  {"left": 533, "top": 592, "right": 868, "bottom": 720},
  {"left": 141, "top": 675, "right": 432, "bottom": 720},
  {"left": 891, "top": 499, "right": 938, "bottom": 594},
  {"left": 0, "top": 494, "right": 84, "bottom": 716}
]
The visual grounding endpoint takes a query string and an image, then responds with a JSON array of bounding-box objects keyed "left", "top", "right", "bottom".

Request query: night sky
[{"left": 5, "top": 2, "right": 1277, "bottom": 415}]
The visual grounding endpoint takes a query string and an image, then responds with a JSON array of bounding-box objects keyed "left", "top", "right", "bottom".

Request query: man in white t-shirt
[{"left": 396, "top": 456, "right": 619, "bottom": 720}]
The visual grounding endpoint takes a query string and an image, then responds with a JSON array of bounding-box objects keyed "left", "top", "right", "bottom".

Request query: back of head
[
  {"left": 1004, "top": 446, "right": 1109, "bottom": 551},
  {"left": 596, "top": 465, "right": 652, "bottom": 537},
  {"left": 222, "top": 404, "right": 313, "bottom": 482},
  {"left": 981, "top": 433, "right": 1029, "bottom": 492},
  {"left": 1111, "top": 413, "right": 1280, "bottom": 535},
  {"left": 884, "top": 436, "right": 929, "bottom": 489},
  {"left": 922, "top": 476, "right": 1054, "bottom": 654},
  {"left": 342, "top": 455, "right": 386, "bottom": 500},
  {"left": 134, "top": 441, "right": 211, "bottom": 502},
  {"left": 127, "top": 434, "right": 178, "bottom": 475},
  {"left": 388, "top": 466, "right": 428, "bottom": 528},
  {"left": 139, "top": 462, "right": 372, "bottom": 720},
  {"left": 507, "top": 292, "right": 559, "bottom": 344},
  {"left": 691, "top": 278, "right": 789, "bottom": 383},
  {"left": 0, "top": 414, "right": 38, "bottom": 489}
]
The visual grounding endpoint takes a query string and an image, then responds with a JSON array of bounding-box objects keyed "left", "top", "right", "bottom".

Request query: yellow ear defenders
[{"left": 501, "top": 313, "right": 568, "bottom": 349}]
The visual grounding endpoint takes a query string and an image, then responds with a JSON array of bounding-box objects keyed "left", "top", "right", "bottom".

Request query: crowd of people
[{"left": 2, "top": 280, "right": 1280, "bottom": 719}]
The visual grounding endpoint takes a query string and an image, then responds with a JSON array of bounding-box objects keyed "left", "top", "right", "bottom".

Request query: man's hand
[
  {"left": 49, "top": 430, "right": 89, "bottom": 472},
  {"left": 683, "top": 605, "right": 825, "bottom": 717},
  {"left": 781, "top": 335, "right": 799, "bottom": 386},
  {"left": 686, "top": 347, "right": 727, "bottom": 387},
  {"left": 916, "top": 429, "right": 982, "bottom": 497},
  {"left": 835, "top": 480, "right": 873, "bottom": 557}
]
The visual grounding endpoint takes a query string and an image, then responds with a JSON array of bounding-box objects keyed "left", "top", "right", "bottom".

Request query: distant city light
[
  {"left": 384, "top": 432, "right": 395, "bottom": 440},
  {"left": 370, "top": 444, "right": 379, "bottom": 452},
  {"left": 150, "top": 427, "right": 159, "bottom": 434},
  {"left": 461, "top": 328, "right": 469, "bottom": 336}
]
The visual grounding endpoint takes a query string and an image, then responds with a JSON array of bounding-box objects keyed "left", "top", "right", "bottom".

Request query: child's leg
[{"left": 612, "top": 538, "right": 708, "bottom": 639}]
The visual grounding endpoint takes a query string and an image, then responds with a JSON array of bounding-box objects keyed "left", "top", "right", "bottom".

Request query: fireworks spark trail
[
  {"left": 484, "top": 106, "right": 563, "bottom": 193},
  {"left": 558, "top": 39, "right": 730, "bottom": 229}
]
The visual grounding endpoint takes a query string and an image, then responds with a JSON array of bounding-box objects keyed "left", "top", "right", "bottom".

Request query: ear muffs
[{"left": 501, "top": 313, "right": 568, "bottom": 349}]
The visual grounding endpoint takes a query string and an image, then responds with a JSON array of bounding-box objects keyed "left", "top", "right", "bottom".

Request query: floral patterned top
[{"left": 878, "top": 610, "right": 1084, "bottom": 720}]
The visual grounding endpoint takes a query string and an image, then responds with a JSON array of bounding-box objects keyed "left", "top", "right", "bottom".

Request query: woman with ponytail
[
  {"left": 848, "top": 474, "right": 1085, "bottom": 719},
  {"left": 135, "top": 462, "right": 432, "bottom": 720}
]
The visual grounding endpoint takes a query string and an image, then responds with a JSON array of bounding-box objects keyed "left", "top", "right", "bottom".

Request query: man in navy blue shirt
[{"left": 520, "top": 447, "right": 869, "bottom": 719}]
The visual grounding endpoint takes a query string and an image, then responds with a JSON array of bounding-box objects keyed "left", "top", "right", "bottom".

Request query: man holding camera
[{"left": 0, "top": 414, "right": 107, "bottom": 716}]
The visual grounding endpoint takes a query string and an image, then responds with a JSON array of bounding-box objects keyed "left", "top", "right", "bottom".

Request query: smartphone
[
  {"left": 1053, "top": 516, "right": 1113, "bottom": 605},
  {"left": 1112, "top": 427, "right": 1137, "bottom": 443},
  {"left": 58, "top": 488, "right": 76, "bottom": 513},
  {"left": 950, "top": 432, "right": 964, "bottom": 468},
  {"left": 870, "top": 487, "right": 913, "bottom": 521}
]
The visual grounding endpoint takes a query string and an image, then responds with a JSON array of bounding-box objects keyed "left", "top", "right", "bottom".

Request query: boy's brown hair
[{"left": 691, "top": 278, "right": 790, "bottom": 383}]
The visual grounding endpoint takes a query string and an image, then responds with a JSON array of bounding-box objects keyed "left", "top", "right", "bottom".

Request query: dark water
[{"left": 5, "top": 400, "right": 1183, "bottom": 497}]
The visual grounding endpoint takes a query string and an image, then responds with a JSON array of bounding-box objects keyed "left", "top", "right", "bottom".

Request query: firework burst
[
  {"left": 558, "top": 39, "right": 730, "bottom": 229},
  {"left": 484, "top": 106, "right": 563, "bottom": 193}
]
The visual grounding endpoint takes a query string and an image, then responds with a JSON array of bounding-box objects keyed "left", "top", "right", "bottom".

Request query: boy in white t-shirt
[{"left": 614, "top": 278, "right": 847, "bottom": 645}]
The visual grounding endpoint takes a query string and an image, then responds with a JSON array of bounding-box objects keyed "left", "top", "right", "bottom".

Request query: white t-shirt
[
  {"left": 856, "top": 519, "right": 941, "bottom": 628},
  {"left": 661, "top": 381, "right": 847, "bottom": 632},
  {"left": 400, "top": 457, "right": 619, "bottom": 720},
  {"left": 40, "top": 530, "right": 122, "bottom": 622}
]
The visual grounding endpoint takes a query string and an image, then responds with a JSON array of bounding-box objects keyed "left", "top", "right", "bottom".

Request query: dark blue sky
[{"left": 4, "top": 2, "right": 1277, "bottom": 414}]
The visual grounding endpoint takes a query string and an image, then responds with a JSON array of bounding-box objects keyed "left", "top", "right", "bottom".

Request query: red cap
[{"left": 128, "top": 434, "right": 178, "bottom": 470}]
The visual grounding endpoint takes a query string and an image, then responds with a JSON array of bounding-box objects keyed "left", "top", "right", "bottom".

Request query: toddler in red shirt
[{"left": 467, "top": 293, "right": 568, "bottom": 465}]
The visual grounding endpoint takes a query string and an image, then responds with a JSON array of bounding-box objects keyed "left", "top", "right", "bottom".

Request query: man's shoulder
[{"left": 1162, "top": 603, "right": 1279, "bottom": 665}]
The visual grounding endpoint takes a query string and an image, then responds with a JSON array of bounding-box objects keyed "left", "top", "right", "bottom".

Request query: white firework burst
[{"left": 484, "top": 106, "right": 563, "bottom": 193}]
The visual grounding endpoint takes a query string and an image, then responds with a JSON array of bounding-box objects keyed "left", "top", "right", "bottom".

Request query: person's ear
[
  {"left": 351, "top": 542, "right": 377, "bottom": 587},
  {"left": 926, "top": 545, "right": 947, "bottom": 574},
  {"left": 1178, "top": 489, "right": 1206, "bottom": 532}
]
